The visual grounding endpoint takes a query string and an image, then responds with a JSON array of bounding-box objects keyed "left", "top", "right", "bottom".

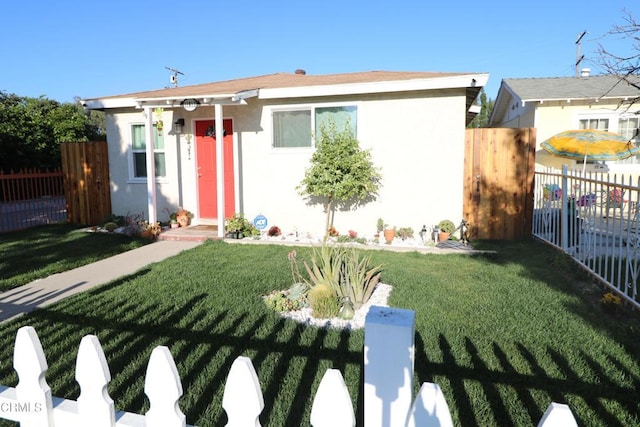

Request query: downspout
[
  {"left": 215, "top": 104, "right": 225, "bottom": 238},
  {"left": 144, "top": 106, "right": 158, "bottom": 223}
]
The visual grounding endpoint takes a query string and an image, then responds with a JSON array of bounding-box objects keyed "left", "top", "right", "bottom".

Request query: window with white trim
[
  {"left": 272, "top": 105, "right": 357, "bottom": 148},
  {"left": 617, "top": 117, "right": 640, "bottom": 164},
  {"left": 578, "top": 118, "right": 609, "bottom": 131},
  {"left": 131, "top": 124, "right": 166, "bottom": 178},
  {"left": 273, "top": 110, "right": 312, "bottom": 148}
]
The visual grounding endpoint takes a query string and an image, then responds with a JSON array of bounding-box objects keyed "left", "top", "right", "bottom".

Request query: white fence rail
[
  {"left": 0, "top": 307, "right": 576, "bottom": 426},
  {"left": 534, "top": 165, "right": 640, "bottom": 309}
]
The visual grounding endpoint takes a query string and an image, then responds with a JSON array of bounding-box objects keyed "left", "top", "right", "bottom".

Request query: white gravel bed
[{"left": 279, "top": 283, "right": 392, "bottom": 330}]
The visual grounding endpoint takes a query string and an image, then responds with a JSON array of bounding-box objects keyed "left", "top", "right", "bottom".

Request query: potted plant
[
  {"left": 437, "top": 219, "right": 455, "bottom": 242},
  {"left": 397, "top": 227, "right": 414, "bottom": 240},
  {"left": 225, "top": 213, "right": 246, "bottom": 239},
  {"left": 139, "top": 220, "right": 162, "bottom": 240},
  {"left": 175, "top": 208, "right": 193, "bottom": 227},
  {"left": 169, "top": 212, "right": 179, "bottom": 229},
  {"left": 225, "top": 213, "right": 259, "bottom": 239},
  {"left": 383, "top": 225, "right": 396, "bottom": 244}
]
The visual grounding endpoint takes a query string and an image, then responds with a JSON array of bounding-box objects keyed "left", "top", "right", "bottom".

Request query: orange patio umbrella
[{"left": 541, "top": 129, "right": 639, "bottom": 174}]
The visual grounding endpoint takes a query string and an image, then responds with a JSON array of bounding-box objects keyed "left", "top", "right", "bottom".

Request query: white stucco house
[
  {"left": 82, "top": 70, "right": 488, "bottom": 237},
  {"left": 489, "top": 72, "right": 640, "bottom": 172}
]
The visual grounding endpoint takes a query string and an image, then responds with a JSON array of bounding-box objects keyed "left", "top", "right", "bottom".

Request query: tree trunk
[{"left": 323, "top": 198, "right": 333, "bottom": 241}]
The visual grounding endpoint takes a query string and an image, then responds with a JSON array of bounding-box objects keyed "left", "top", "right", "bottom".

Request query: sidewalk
[{"left": 0, "top": 240, "right": 202, "bottom": 323}]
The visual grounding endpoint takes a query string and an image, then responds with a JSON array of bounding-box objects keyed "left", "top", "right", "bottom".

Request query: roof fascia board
[
  {"left": 84, "top": 95, "right": 246, "bottom": 110},
  {"left": 232, "top": 89, "right": 259, "bottom": 101},
  {"left": 82, "top": 98, "right": 138, "bottom": 109},
  {"left": 134, "top": 98, "right": 247, "bottom": 109},
  {"left": 134, "top": 93, "right": 237, "bottom": 102},
  {"left": 518, "top": 95, "right": 636, "bottom": 104},
  {"left": 259, "top": 74, "right": 489, "bottom": 99}
]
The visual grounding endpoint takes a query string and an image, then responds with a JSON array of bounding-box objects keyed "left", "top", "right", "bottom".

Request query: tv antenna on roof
[
  {"left": 165, "top": 66, "right": 184, "bottom": 88},
  {"left": 575, "top": 31, "right": 587, "bottom": 77}
]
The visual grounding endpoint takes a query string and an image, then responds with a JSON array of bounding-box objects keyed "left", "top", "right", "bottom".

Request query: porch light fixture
[
  {"left": 174, "top": 118, "right": 185, "bottom": 134},
  {"left": 181, "top": 98, "right": 200, "bottom": 112}
]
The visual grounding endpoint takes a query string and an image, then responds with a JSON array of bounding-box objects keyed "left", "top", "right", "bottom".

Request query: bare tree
[{"left": 596, "top": 10, "right": 640, "bottom": 109}]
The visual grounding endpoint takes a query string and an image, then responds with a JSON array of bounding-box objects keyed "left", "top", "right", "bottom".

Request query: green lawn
[
  {"left": 0, "top": 224, "right": 152, "bottom": 291},
  {"left": 0, "top": 233, "right": 638, "bottom": 426}
]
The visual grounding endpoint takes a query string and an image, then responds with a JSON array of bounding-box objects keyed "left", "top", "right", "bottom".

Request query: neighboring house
[
  {"left": 489, "top": 72, "right": 640, "bottom": 172},
  {"left": 82, "top": 70, "right": 488, "bottom": 237}
]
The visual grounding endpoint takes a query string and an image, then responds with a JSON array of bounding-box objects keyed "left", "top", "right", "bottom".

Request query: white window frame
[
  {"left": 128, "top": 123, "right": 167, "bottom": 183},
  {"left": 270, "top": 102, "right": 359, "bottom": 151}
]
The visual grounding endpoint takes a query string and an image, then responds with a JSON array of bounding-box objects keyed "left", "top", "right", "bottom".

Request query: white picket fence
[{"left": 0, "top": 307, "right": 578, "bottom": 426}]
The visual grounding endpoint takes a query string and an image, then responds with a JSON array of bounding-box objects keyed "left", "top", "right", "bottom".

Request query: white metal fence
[
  {"left": 533, "top": 165, "right": 640, "bottom": 309},
  {"left": 0, "top": 307, "right": 576, "bottom": 426}
]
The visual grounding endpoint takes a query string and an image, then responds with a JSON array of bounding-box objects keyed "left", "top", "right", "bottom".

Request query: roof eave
[
  {"left": 83, "top": 90, "right": 258, "bottom": 110},
  {"left": 259, "top": 73, "right": 489, "bottom": 99},
  {"left": 519, "top": 95, "right": 635, "bottom": 105}
]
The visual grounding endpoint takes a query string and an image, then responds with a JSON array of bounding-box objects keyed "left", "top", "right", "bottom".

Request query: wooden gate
[
  {"left": 463, "top": 128, "right": 536, "bottom": 240},
  {"left": 61, "top": 141, "right": 111, "bottom": 225}
]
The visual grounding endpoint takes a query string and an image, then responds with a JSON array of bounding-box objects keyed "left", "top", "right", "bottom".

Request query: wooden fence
[
  {"left": 0, "top": 307, "right": 577, "bottom": 426},
  {"left": 0, "top": 168, "right": 66, "bottom": 233},
  {"left": 464, "top": 128, "right": 536, "bottom": 240},
  {"left": 61, "top": 141, "right": 111, "bottom": 226}
]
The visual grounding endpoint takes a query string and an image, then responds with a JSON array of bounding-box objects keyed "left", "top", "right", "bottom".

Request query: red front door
[{"left": 195, "top": 119, "right": 235, "bottom": 220}]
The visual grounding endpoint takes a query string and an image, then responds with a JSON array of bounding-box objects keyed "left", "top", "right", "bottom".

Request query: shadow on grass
[
  {"left": 0, "top": 287, "right": 362, "bottom": 426},
  {"left": 413, "top": 332, "right": 639, "bottom": 425},
  {"left": 0, "top": 224, "right": 150, "bottom": 291}
]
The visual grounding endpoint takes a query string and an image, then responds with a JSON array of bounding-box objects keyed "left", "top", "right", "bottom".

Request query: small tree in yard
[{"left": 297, "top": 120, "right": 381, "bottom": 239}]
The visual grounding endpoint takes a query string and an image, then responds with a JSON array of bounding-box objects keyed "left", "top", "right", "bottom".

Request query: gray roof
[
  {"left": 502, "top": 75, "right": 640, "bottom": 102},
  {"left": 489, "top": 74, "right": 640, "bottom": 126}
]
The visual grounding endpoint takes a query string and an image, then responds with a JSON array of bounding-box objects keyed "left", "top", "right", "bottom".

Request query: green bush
[
  {"left": 308, "top": 284, "right": 339, "bottom": 318},
  {"left": 225, "top": 212, "right": 259, "bottom": 236},
  {"left": 103, "top": 222, "right": 118, "bottom": 232},
  {"left": 438, "top": 219, "right": 455, "bottom": 234},
  {"left": 397, "top": 227, "right": 414, "bottom": 240}
]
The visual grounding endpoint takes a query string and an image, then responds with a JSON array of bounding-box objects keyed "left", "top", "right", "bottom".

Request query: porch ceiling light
[{"left": 181, "top": 98, "right": 200, "bottom": 112}]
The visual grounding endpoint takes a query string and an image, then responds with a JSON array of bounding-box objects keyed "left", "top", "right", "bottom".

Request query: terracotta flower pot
[
  {"left": 177, "top": 214, "right": 190, "bottom": 227},
  {"left": 438, "top": 232, "right": 451, "bottom": 242},
  {"left": 383, "top": 228, "right": 395, "bottom": 243}
]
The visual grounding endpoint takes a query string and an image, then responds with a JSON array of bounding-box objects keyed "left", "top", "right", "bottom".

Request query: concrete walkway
[{"left": 0, "top": 240, "right": 202, "bottom": 323}]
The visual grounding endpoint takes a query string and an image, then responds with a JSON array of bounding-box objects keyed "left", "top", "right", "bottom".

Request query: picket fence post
[
  {"left": 364, "top": 306, "right": 416, "bottom": 426},
  {"left": 222, "top": 356, "right": 264, "bottom": 426},
  {"left": 76, "top": 335, "right": 115, "bottom": 427},
  {"left": 14, "top": 326, "right": 54, "bottom": 427},
  {"left": 0, "top": 310, "right": 579, "bottom": 426},
  {"left": 310, "top": 369, "right": 355, "bottom": 426}
]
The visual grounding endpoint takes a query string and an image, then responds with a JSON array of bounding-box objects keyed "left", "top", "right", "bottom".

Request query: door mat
[{"left": 188, "top": 225, "right": 218, "bottom": 231}]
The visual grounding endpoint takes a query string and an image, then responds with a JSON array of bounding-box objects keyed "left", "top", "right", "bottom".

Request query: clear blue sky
[{"left": 2, "top": 1, "right": 637, "bottom": 103}]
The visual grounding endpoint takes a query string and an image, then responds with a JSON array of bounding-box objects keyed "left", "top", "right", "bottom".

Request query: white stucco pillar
[
  {"left": 215, "top": 104, "right": 225, "bottom": 238},
  {"left": 144, "top": 107, "right": 157, "bottom": 223},
  {"left": 364, "top": 306, "right": 416, "bottom": 427}
]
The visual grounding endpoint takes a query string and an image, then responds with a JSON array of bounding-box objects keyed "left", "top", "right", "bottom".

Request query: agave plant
[
  {"left": 303, "top": 244, "right": 383, "bottom": 309},
  {"left": 341, "top": 248, "right": 383, "bottom": 309}
]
